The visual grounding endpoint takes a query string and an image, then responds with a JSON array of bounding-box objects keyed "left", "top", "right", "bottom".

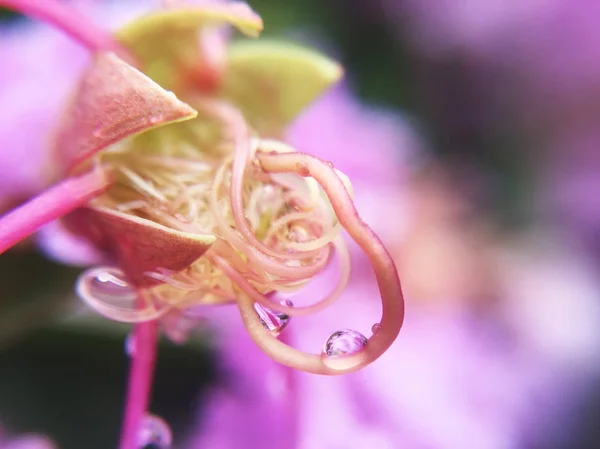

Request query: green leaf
[
  {"left": 220, "top": 40, "right": 343, "bottom": 135},
  {"left": 116, "top": 3, "right": 263, "bottom": 94}
]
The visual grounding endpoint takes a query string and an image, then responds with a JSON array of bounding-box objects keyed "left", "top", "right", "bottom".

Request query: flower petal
[
  {"left": 64, "top": 206, "right": 215, "bottom": 287},
  {"left": 53, "top": 52, "right": 198, "bottom": 174},
  {"left": 115, "top": 2, "right": 263, "bottom": 93},
  {"left": 221, "top": 40, "right": 343, "bottom": 135}
]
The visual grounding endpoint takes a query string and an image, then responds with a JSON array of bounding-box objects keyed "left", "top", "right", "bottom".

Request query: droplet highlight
[
  {"left": 323, "top": 329, "right": 368, "bottom": 357},
  {"left": 124, "top": 332, "right": 136, "bottom": 357},
  {"left": 76, "top": 267, "right": 166, "bottom": 323},
  {"left": 254, "top": 300, "right": 293, "bottom": 336},
  {"left": 371, "top": 323, "right": 382, "bottom": 335},
  {"left": 80, "top": 267, "right": 133, "bottom": 299},
  {"left": 295, "top": 162, "right": 310, "bottom": 177},
  {"left": 138, "top": 414, "right": 172, "bottom": 449}
]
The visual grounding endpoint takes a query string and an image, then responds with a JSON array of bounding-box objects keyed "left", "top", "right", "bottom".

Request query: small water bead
[
  {"left": 254, "top": 300, "right": 293, "bottom": 336},
  {"left": 77, "top": 267, "right": 135, "bottom": 303},
  {"left": 295, "top": 162, "right": 310, "bottom": 177},
  {"left": 323, "top": 329, "right": 368, "bottom": 357},
  {"left": 76, "top": 267, "right": 164, "bottom": 322},
  {"left": 124, "top": 332, "right": 136, "bottom": 357},
  {"left": 138, "top": 414, "right": 172, "bottom": 449},
  {"left": 371, "top": 323, "right": 382, "bottom": 335}
]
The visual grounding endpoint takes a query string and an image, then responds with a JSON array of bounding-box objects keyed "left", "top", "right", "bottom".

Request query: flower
[
  {"left": 193, "top": 165, "right": 600, "bottom": 449},
  {"left": 0, "top": 428, "right": 54, "bottom": 449},
  {"left": 0, "top": 0, "right": 404, "bottom": 447}
]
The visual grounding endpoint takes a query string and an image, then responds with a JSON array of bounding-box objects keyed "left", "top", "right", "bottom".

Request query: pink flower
[
  {"left": 192, "top": 168, "right": 600, "bottom": 449},
  {"left": 0, "top": 1, "right": 404, "bottom": 447}
]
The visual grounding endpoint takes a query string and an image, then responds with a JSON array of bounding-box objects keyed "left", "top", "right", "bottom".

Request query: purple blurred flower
[
  {"left": 0, "top": 429, "right": 54, "bottom": 449},
  {"left": 381, "top": 0, "right": 600, "bottom": 256}
]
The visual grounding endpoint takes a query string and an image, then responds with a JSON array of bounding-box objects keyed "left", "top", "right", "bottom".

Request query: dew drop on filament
[
  {"left": 138, "top": 414, "right": 172, "bottom": 449},
  {"left": 254, "top": 300, "right": 293, "bottom": 336},
  {"left": 75, "top": 267, "right": 163, "bottom": 323},
  {"left": 323, "top": 329, "right": 368, "bottom": 357},
  {"left": 77, "top": 267, "right": 135, "bottom": 303},
  {"left": 124, "top": 332, "right": 136, "bottom": 357},
  {"left": 371, "top": 323, "right": 382, "bottom": 335}
]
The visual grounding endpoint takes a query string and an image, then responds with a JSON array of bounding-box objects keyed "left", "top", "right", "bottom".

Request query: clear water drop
[
  {"left": 124, "top": 333, "right": 136, "bottom": 357},
  {"left": 295, "top": 162, "right": 310, "bottom": 177},
  {"left": 138, "top": 414, "right": 172, "bottom": 449},
  {"left": 254, "top": 300, "right": 293, "bottom": 336},
  {"left": 371, "top": 323, "right": 382, "bottom": 335},
  {"left": 78, "top": 267, "right": 134, "bottom": 302},
  {"left": 323, "top": 329, "right": 368, "bottom": 357},
  {"left": 149, "top": 115, "right": 164, "bottom": 125},
  {"left": 76, "top": 267, "right": 165, "bottom": 323}
]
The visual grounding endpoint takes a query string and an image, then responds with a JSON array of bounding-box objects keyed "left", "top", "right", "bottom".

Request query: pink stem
[
  {"left": 0, "top": 0, "right": 131, "bottom": 60},
  {"left": 0, "top": 169, "right": 111, "bottom": 254},
  {"left": 119, "top": 319, "right": 159, "bottom": 449}
]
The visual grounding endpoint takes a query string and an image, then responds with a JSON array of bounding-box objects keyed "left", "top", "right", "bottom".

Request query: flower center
[{"left": 89, "top": 114, "right": 341, "bottom": 312}]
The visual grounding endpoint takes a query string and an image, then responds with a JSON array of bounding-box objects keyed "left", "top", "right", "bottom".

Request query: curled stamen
[
  {"left": 209, "top": 155, "right": 332, "bottom": 280},
  {"left": 204, "top": 101, "right": 337, "bottom": 263},
  {"left": 209, "top": 236, "right": 350, "bottom": 318},
  {"left": 221, "top": 150, "right": 405, "bottom": 375}
]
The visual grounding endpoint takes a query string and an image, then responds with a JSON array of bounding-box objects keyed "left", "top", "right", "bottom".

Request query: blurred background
[{"left": 1, "top": 0, "right": 600, "bottom": 448}]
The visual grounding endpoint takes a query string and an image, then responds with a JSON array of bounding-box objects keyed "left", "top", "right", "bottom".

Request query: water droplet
[
  {"left": 138, "top": 414, "right": 172, "bottom": 449},
  {"left": 79, "top": 267, "right": 134, "bottom": 301},
  {"left": 149, "top": 115, "right": 163, "bottom": 125},
  {"left": 254, "top": 300, "right": 293, "bottom": 336},
  {"left": 124, "top": 333, "right": 136, "bottom": 357},
  {"left": 323, "top": 329, "right": 368, "bottom": 357},
  {"left": 371, "top": 323, "right": 382, "bottom": 335},
  {"left": 92, "top": 124, "right": 105, "bottom": 138},
  {"left": 76, "top": 267, "right": 161, "bottom": 323},
  {"left": 295, "top": 162, "right": 310, "bottom": 177}
]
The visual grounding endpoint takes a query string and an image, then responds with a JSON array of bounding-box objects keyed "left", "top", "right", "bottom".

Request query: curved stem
[
  {"left": 0, "top": 0, "right": 132, "bottom": 62},
  {"left": 119, "top": 317, "right": 159, "bottom": 449},
  {"left": 0, "top": 169, "right": 111, "bottom": 254}
]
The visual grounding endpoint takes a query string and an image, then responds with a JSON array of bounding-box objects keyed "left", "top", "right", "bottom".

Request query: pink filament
[
  {"left": 204, "top": 101, "right": 331, "bottom": 275},
  {"left": 228, "top": 150, "right": 405, "bottom": 375},
  {"left": 0, "top": 0, "right": 131, "bottom": 61},
  {"left": 209, "top": 237, "right": 350, "bottom": 317},
  {"left": 0, "top": 169, "right": 111, "bottom": 254},
  {"left": 119, "top": 317, "right": 159, "bottom": 449}
]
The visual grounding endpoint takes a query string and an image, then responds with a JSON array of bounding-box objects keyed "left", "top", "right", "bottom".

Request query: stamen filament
[
  {"left": 0, "top": 169, "right": 111, "bottom": 254},
  {"left": 224, "top": 150, "right": 405, "bottom": 375},
  {"left": 119, "top": 316, "right": 159, "bottom": 449}
]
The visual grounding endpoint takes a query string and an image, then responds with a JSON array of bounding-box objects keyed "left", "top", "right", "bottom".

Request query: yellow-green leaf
[
  {"left": 116, "top": 3, "right": 263, "bottom": 94},
  {"left": 220, "top": 40, "right": 343, "bottom": 135}
]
